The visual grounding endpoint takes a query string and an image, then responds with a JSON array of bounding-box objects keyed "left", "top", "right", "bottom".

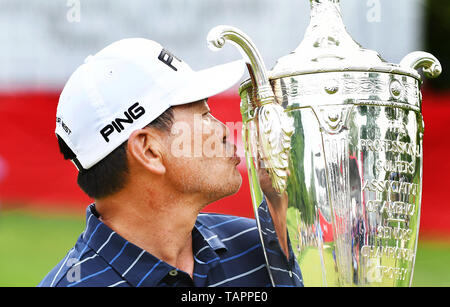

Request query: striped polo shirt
[{"left": 38, "top": 199, "right": 303, "bottom": 287}]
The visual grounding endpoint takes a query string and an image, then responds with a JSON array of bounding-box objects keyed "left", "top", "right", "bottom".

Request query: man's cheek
[
  {"left": 203, "top": 135, "right": 225, "bottom": 158},
  {"left": 169, "top": 121, "right": 194, "bottom": 158}
]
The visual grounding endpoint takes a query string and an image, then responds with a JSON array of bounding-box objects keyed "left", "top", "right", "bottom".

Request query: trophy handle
[
  {"left": 207, "top": 26, "right": 294, "bottom": 193},
  {"left": 207, "top": 25, "right": 275, "bottom": 106},
  {"left": 400, "top": 51, "right": 442, "bottom": 79}
]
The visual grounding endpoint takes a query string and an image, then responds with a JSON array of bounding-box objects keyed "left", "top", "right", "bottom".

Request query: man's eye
[{"left": 202, "top": 114, "right": 211, "bottom": 123}]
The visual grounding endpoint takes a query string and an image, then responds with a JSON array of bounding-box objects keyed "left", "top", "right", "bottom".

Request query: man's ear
[{"left": 127, "top": 128, "right": 166, "bottom": 175}]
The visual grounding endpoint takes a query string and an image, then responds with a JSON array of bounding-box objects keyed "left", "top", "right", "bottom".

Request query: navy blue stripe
[
  {"left": 193, "top": 273, "right": 207, "bottom": 278},
  {"left": 110, "top": 241, "right": 129, "bottom": 264},
  {"left": 209, "top": 217, "right": 242, "bottom": 229},
  {"left": 137, "top": 260, "right": 162, "bottom": 287},
  {"left": 79, "top": 222, "right": 102, "bottom": 260},
  {"left": 67, "top": 267, "right": 112, "bottom": 287},
  {"left": 220, "top": 243, "right": 261, "bottom": 263}
]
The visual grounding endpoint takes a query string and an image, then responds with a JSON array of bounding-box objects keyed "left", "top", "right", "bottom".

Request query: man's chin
[
  {"left": 227, "top": 174, "right": 243, "bottom": 196},
  {"left": 209, "top": 173, "right": 242, "bottom": 203}
]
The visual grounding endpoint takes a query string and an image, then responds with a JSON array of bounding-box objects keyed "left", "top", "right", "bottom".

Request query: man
[{"left": 38, "top": 38, "right": 302, "bottom": 287}]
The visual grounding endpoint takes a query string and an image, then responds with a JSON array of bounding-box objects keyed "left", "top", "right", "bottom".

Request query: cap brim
[{"left": 169, "top": 59, "right": 246, "bottom": 106}]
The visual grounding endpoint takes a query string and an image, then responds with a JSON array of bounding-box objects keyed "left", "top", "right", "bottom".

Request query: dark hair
[{"left": 57, "top": 108, "right": 174, "bottom": 199}]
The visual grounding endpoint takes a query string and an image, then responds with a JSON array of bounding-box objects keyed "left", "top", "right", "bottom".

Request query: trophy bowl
[{"left": 208, "top": 0, "right": 441, "bottom": 286}]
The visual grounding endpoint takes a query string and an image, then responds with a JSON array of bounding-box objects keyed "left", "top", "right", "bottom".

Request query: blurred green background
[{"left": 0, "top": 209, "right": 449, "bottom": 287}]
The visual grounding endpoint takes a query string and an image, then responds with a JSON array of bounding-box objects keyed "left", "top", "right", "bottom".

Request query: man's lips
[
  {"left": 231, "top": 154, "right": 241, "bottom": 165},
  {"left": 226, "top": 142, "right": 241, "bottom": 165}
]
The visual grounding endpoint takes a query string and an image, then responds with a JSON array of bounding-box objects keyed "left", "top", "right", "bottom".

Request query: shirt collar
[
  {"left": 194, "top": 219, "right": 228, "bottom": 252},
  {"left": 82, "top": 204, "right": 227, "bottom": 287}
]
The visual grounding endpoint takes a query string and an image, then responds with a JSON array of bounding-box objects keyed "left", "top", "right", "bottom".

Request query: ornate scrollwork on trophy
[
  {"left": 400, "top": 51, "right": 442, "bottom": 79},
  {"left": 257, "top": 104, "right": 294, "bottom": 193},
  {"left": 315, "top": 105, "right": 352, "bottom": 135}
]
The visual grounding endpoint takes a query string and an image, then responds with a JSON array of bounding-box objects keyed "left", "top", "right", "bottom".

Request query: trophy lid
[{"left": 270, "top": 0, "right": 421, "bottom": 80}]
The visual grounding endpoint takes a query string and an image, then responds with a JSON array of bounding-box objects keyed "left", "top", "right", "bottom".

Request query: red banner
[{"left": 0, "top": 89, "right": 448, "bottom": 235}]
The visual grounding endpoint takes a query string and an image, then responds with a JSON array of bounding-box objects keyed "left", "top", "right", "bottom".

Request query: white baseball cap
[{"left": 55, "top": 38, "right": 245, "bottom": 170}]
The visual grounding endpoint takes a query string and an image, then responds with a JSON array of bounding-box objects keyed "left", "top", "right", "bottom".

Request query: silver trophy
[{"left": 208, "top": 0, "right": 441, "bottom": 286}]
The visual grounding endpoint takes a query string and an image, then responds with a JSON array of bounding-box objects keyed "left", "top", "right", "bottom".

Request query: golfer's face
[{"left": 164, "top": 100, "right": 242, "bottom": 202}]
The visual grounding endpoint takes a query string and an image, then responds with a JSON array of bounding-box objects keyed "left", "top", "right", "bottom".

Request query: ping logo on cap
[
  {"left": 100, "top": 102, "right": 146, "bottom": 143},
  {"left": 158, "top": 48, "right": 181, "bottom": 71}
]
